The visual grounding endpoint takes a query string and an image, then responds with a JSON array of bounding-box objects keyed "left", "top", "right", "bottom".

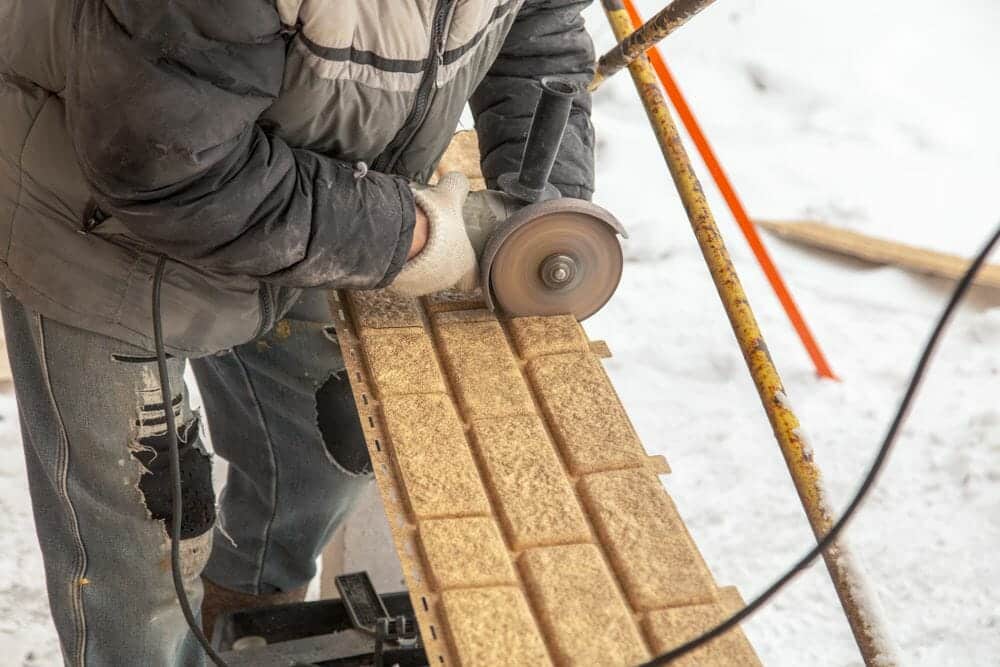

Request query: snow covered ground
[
  {"left": 2, "top": 0, "right": 998, "bottom": 664},
  {"left": 583, "top": 0, "right": 1000, "bottom": 664}
]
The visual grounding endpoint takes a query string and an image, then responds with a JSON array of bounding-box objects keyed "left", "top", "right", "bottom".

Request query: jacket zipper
[
  {"left": 256, "top": 283, "right": 274, "bottom": 337},
  {"left": 373, "top": 0, "right": 457, "bottom": 174}
]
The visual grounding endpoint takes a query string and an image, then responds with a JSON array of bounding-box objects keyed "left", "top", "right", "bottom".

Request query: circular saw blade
[{"left": 487, "top": 207, "right": 623, "bottom": 321}]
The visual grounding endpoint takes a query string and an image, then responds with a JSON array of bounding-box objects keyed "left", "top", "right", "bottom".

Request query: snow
[
  {"left": 829, "top": 537, "right": 902, "bottom": 667},
  {"left": 582, "top": 0, "right": 1000, "bottom": 664},
  {"left": 2, "top": 0, "right": 998, "bottom": 665}
]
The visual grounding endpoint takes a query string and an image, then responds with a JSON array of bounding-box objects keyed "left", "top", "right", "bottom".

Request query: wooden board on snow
[{"left": 756, "top": 219, "right": 1000, "bottom": 289}]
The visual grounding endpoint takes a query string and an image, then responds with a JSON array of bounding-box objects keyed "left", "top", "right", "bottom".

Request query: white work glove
[{"left": 391, "top": 172, "right": 477, "bottom": 296}]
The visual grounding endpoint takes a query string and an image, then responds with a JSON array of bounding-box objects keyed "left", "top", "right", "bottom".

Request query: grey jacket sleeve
[
  {"left": 470, "top": 0, "right": 596, "bottom": 200},
  {"left": 66, "top": 0, "right": 414, "bottom": 289}
]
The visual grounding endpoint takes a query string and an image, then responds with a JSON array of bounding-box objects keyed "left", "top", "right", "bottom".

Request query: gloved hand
[
  {"left": 391, "top": 173, "right": 478, "bottom": 296},
  {"left": 461, "top": 189, "right": 523, "bottom": 256}
]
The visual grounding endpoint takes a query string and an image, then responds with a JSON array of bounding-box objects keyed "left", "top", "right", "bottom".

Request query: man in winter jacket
[{"left": 0, "top": 1, "right": 596, "bottom": 664}]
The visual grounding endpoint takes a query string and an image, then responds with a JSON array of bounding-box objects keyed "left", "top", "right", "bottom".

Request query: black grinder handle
[{"left": 498, "top": 76, "right": 582, "bottom": 203}]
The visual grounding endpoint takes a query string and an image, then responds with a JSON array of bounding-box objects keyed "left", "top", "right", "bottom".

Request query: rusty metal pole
[
  {"left": 598, "top": 2, "right": 897, "bottom": 664},
  {"left": 591, "top": 0, "right": 718, "bottom": 90}
]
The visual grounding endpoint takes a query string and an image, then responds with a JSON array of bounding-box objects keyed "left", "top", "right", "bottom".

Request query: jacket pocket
[{"left": 113, "top": 250, "right": 265, "bottom": 357}]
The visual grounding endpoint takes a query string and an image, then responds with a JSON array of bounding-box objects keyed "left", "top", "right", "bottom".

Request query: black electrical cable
[
  {"left": 152, "top": 256, "right": 231, "bottom": 667},
  {"left": 640, "top": 221, "right": 1000, "bottom": 667}
]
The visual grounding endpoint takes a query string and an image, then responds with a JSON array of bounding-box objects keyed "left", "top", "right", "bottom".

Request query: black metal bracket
[
  {"left": 337, "top": 572, "right": 421, "bottom": 667},
  {"left": 335, "top": 571, "right": 390, "bottom": 635},
  {"left": 211, "top": 578, "right": 426, "bottom": 666},
  {"left": 374, "top": 615, "right": 420, "bottom": 667}
]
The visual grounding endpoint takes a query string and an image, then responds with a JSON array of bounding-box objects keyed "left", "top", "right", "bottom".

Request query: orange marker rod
[{"left": 620, "top": 0, "right": 837, "bottom": 380}]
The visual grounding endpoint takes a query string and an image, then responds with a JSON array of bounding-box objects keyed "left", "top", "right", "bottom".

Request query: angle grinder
[{"left": 472, "top": 77, "right": 626, "bottom": 321}]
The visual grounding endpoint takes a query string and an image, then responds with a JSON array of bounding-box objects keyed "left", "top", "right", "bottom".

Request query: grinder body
[{"left": 476, "top": 77, "right": 625, "bottom": 321}]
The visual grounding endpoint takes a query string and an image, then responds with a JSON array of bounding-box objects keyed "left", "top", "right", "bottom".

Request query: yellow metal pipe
[
  {"left": 599, "top": 2, "right": 895, "bottom": 664},
  {"left": 591, "top": 0, "right": 718, "bottom": 90}
]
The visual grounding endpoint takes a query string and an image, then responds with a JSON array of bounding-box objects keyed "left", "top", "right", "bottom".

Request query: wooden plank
[
  {"left": 332, "top": 285, "right": 762, "bottom": 665},
  {"left": 756, "top": 219, "right": 1000, "bottom": 288}
]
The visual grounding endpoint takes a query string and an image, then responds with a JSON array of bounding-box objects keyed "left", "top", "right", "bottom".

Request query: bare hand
[{"left": 408, "top": 204, "right": 430, "bottom": 259}]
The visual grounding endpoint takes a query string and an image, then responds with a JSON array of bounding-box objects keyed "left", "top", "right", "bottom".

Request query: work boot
[{"left": 201, "top": 576, "right": 309, "bottom": 643}]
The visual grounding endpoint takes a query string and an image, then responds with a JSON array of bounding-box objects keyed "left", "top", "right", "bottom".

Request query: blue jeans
[{"left": 1, "top": 289, "right": 371, "bottom": 666}]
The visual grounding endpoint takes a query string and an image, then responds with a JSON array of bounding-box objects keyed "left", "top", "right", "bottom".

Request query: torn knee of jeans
[
  {"left": 131, "top": 416, "right": 216, "bottom": 540},
  {"left": 176, "top": 531, "right": 213, "bottom": 582},
  {"left": 315, "top": 372, "right": 372, "bottom": 476}
]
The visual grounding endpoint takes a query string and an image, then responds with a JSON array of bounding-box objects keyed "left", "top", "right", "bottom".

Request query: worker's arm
[
  {"left": 67, "top": 0, "right": 417, "bottom": 290},
  {"left": 470, "top": 0, "right": 596, "bottom": 200}
]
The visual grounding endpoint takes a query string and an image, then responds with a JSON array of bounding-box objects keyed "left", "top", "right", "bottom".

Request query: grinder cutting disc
[{"left": 481, "top": 199, "right": 625, "bottom": 321}]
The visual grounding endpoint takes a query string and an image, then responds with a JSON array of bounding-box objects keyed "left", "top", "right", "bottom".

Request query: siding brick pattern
[{"left": 330, "top": 283, "right": 759, "bottom": 666}]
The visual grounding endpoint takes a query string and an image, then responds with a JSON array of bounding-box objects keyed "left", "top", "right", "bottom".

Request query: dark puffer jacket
[{"left": 0, "top": 0, "right": 595, "bottom": 355}]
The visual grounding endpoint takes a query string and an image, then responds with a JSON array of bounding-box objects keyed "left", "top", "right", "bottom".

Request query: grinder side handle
[{"left": 497, "top": 77, "right": 583, "bottom": 204}]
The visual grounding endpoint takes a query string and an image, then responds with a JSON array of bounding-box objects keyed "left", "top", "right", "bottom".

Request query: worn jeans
[{"left": 1, "top": 288, "right": 371, "bottom": 666}]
